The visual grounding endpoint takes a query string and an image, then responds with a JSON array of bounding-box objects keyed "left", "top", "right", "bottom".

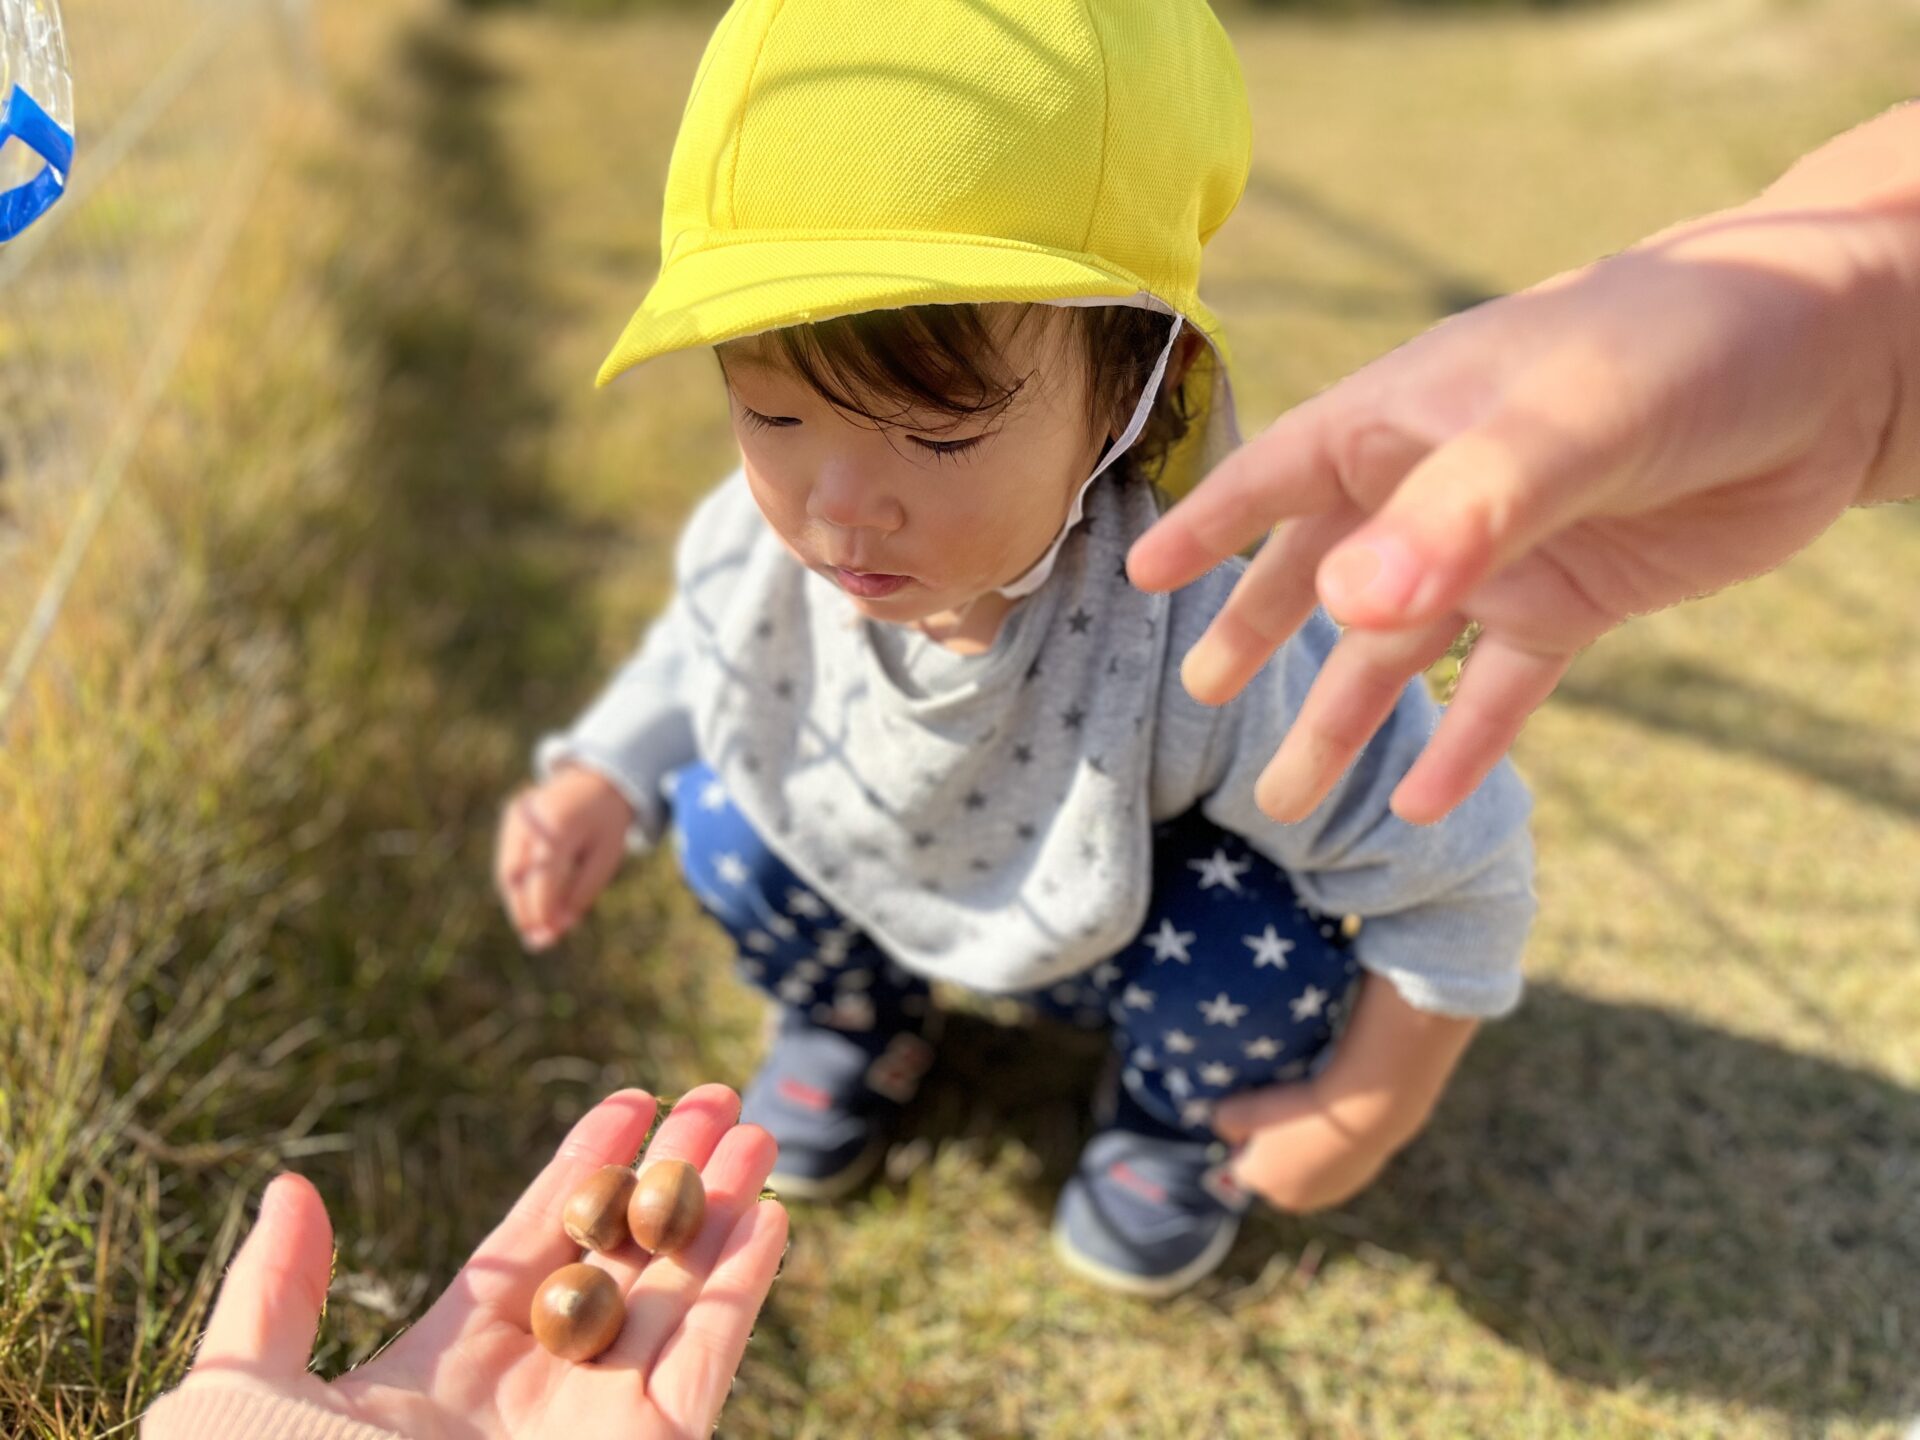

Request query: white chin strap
[{"left": 992, "top": 312, "right": 1185, "bottom": 600}]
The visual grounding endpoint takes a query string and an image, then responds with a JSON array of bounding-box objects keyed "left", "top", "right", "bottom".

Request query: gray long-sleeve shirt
[{"left": 535, "top": 467, "right": 1537, "bottom": 1018}]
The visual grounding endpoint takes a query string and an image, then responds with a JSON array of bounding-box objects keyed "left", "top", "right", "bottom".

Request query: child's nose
[{"left": 808, "top": 460, "right": 905, "bottom": 534}]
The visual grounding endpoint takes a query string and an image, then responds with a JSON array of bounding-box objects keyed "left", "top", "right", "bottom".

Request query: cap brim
[{"left": 594, "top": 233, "right": 1223, "bottom": 387}]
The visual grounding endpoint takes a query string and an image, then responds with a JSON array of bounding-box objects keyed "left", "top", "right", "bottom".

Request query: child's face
[{"left": 717, "top": 307, "right": 1111, "bottom": 628}]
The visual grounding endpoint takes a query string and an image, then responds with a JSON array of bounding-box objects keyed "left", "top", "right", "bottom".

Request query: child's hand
[
  {"left": 1211, "top": 1077, "right": 1414, "bottom": 1214},
  {"left": 495, "top": 764, "right": 635, "bottom": 951},
  {"left": 1211, "top": 974, "right": 1479, "bottom": 1212}
]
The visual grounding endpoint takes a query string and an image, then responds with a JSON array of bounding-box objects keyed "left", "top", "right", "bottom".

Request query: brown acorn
[
  {"left": 627, "top": 1158, "right": 705, "bottom": 1255},
  {"left": 529, "top": 1262, "right": 624, "bottom": 1361},
  {"left": 562, "top": 1165, "right": 637, "bottom": 1254}
]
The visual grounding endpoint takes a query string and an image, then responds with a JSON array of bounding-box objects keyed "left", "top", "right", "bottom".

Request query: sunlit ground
[{"left": 2, "top": 0, "right": 1916, "bottom": 1433}]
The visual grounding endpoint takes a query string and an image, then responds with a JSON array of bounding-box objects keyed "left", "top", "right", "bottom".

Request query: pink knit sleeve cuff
[{"left": 143, "top": 1384, "right": 405, "bottom": 1440}]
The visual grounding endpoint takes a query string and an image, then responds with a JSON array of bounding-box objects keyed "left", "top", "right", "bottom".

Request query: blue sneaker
[
  {"left": 740, "top": 1004, "right": 940, "bottom": 1201},
  {"left": 1051, "top": 1059, "right": 1252, "bottom": 1297}
]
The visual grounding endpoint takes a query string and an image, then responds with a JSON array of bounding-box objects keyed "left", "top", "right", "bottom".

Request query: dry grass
[{"left": 2, "top": 0, "right": 1917, "bottom": 1435}]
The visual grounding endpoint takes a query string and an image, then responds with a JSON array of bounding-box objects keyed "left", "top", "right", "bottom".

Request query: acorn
[
  {"left": 529, "top": 1262, "right": 624, "bottom": 1361},
  {"left": 563, "top": 1165, "right": 637, "bottom": 1254},
  {"left": 627, "top": 1158, "right": 705, "bottom": 1255}
]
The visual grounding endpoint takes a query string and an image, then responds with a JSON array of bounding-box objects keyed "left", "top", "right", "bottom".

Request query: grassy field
[{"left": 3, "top": 0, "right": 1918, "bottom": 1434}]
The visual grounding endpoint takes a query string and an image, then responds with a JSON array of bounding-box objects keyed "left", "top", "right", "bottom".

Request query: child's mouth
[{"left": 833, "top": 568, "right": 913, "bottom": 598}]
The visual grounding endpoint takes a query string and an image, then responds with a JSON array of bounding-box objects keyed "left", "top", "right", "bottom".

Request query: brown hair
[{"left": 715, "top": 303, "right": 1197, "bottom": 485}]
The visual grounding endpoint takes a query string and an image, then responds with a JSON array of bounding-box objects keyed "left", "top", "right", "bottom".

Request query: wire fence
[{"left": 0, "top": 0, "right": 312, "bottom": 728}]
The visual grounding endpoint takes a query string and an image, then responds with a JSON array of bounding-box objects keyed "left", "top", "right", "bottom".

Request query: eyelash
[{"left": 736, "top": 405, "right": 985, "bottom": 463}]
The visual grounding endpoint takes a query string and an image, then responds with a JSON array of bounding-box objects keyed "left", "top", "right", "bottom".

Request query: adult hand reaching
[
  {"left": 144, "top": 1086, "right": 787, "bottom": 1440},
  {"left": 1129, "top": 105, "right": 1920, "bottom": 826}
]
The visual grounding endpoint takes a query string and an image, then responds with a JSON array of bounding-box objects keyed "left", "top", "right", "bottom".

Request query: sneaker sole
[
  {"left": 1048, "top": 1208, "right": 1241, "bottom": 1300},
  {"left": 764, "top": 1130, "right": 888, "bottom": 1202}
]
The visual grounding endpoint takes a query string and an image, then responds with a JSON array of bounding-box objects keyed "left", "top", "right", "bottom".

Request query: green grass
[{"left": 3, "top": 0, "right": 1918, "bottom": 1435}]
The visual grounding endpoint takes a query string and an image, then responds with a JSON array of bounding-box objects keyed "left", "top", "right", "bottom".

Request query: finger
[
  {"left": 589, "top": 1084, "right": 744, "bottom": 1293},
  {"left": 1317, "top": 371, "right": 1642, "bottom": 630},
  {"left": 1127, "top": 392, "right": 1348, "bottom": 593},
  {"left": 495, "top": 812, "right": 542, "bottom": 937},
  {"left": 602, "top": 1117, "right": 780, "bottom": 1372},
  {"left": 524, "top": 843, "right": 576, "bottom": 947},
  {"left": 420, "top": 1090, "right": 657, "bottom": 1332},
  {"left": 195, "top": 1174, "right": 333, "bottom": 1377},
  {"left": 1254, "top": 613, "right": 1465, "bottom": 824},
  {"left": 556, "top": 834, "right": 623, "bottom": 933},
  {"left": 494, "top": 797, "right": 522, "bottom": 895},
  {"left": 1179, "top": 507, "right": 1362, "bottom": 706},
  {"left": 516, "top": 790, "right": 565, "bottom": 851},
  {"left": 639, "top": 1200, "right": 789, "bottom": 1440},
  {"left": 1389, "top": 631, "right": 1574, "bottom": 826}
]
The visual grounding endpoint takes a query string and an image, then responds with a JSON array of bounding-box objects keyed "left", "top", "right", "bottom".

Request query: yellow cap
[{"left": 597, "top": 0, "right": 1252, "bottom": 491}]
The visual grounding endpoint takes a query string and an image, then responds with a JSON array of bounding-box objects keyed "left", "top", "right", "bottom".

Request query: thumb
[
  {"left": 195, "top": 1173, "right": 334, "bottom": 1378},
  {"left": 1317, "top": 377, "right": 1640, "bottom": 630},
  {"left": 1211, "top": 1085, "right": 1300, "bottom": 1146}
]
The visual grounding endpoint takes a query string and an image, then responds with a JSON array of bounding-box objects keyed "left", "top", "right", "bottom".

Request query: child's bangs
[{"left": 736, "top": 304, "right": 1059, "bottom": 434}]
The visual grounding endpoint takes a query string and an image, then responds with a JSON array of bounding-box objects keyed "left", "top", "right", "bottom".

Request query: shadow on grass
[
  {"left": 1205, "top": 170, "right": 1503, "bottom": 324},
  {"left": 170, "top": 10, "right": 702, "bottom": 1365},
  {"left": 1557, "top": 649, "right": 1920, "bottom": 824},
  {"left": 891, "top": 989, "right": 1920, "bottom": 1427}
]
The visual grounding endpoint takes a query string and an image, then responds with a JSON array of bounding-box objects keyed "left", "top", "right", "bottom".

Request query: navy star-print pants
[{"left": 665, "top": 759, "right": 1362, "bottom": 1139}]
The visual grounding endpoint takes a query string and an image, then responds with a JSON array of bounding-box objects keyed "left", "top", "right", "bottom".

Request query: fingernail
[
  {"left": 1321, "top": 535, "right": 1418, "bottom": 619},
  {"left": 260, "top": 1174, "right": 298, "bottom": 1223},
  {"left": 1180, "top": 642, "right": 1234, "bottom": 702},
  {"left": 1256, "top": 741, "right": 1318, "bottom": 823}
]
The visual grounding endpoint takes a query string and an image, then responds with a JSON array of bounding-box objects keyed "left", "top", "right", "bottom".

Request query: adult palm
[{"left": 152, "top": 1086, "right": 786, "bottom": 1440}]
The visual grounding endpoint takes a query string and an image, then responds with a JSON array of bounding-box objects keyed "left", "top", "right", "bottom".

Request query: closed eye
[
  {"left": 910, "top": 434, "right": 985, "bottom": 462},
  {"left": 737, "top": 405, "right": 801, "bottom": 431},
  {"left": 738, "top": 403, "right": 988, "bottom": 464}
]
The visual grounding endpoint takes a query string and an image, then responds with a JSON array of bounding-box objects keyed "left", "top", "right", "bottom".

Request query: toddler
[{"left": 497, "top": 0, "right": 1535, "bottom": 1297}]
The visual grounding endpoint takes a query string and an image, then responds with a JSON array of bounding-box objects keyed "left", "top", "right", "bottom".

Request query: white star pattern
[
  {"left": 777, "top": 975, "right": 814, "bottom": 1004},
  {"left": 738, "top": 959, "right": 765, "bottom": 979},
  {"left": 829, "top": 993, "right": 876, "bottom": 1031},
  {"left": 1123, "top": 1066, "right": 1145, "bottom": 1091},
  {"left": 1180, "top": 1099, "right": 1215, "bottom": 1128},
  {"left": 838, "top": 968, "right": 873, "bottom": 990},
  {"left": 1199, "top": 1061, "right": 1237, "bottom": 1087},
  {"left": 699, "top": 779, "right": 728, "bottom": 811},
  {"left": 1092, "top": 961, "right": 1124, "bottom": 987},
  {"left": 1121, "top": 983, "right": 1156, "bottom": 1012},
  {"left": 815, "top": 930, "right": 853, "bottom": 962},
  {"left": 1163, "top": 1029, "right": 1197, "bottom": 1054},
  {"left": 1242, "top": 1036, "right": 1284, "bottom": 1061},
  {"left": 743, "top": 930, "right": 777, "bottom": 954},
  {"left": 1129, "top": 1045, "right": 1157, "bottom": 1069},
  {"left": 1143, "top": 919, "right": 1196, "bottom": 964},
  {"left": 1199, "top": 992, "right": 1249, "bottom": 1027},
  {"left": 794, "top": 960, "right": 825, "bottom": 983},
  {"left": 1165, "top": 1067, "right": 1192, "bottom": 1098},
  {"left": 715, "top": 852, "right": 749, "bottom": 887},
  {"left": 1291, "top": 985, "right": 1329, "bottom": 1022},
  {"left": 785, "top": 887, "right": 829, "bottom": 919},
  {"left": 765, "top": 914, "right": 799, "bottom": 940},
  {"left": 1243, "top": 926, "right": 1294, "bottom": 969},
  {"left": 1188, "top": 848, "right": 1253, "bottom": 893}
]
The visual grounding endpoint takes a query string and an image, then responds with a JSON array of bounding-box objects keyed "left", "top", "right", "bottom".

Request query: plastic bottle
[{"left": 1, "top": 0, "right": 74, "bottom": 242}]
